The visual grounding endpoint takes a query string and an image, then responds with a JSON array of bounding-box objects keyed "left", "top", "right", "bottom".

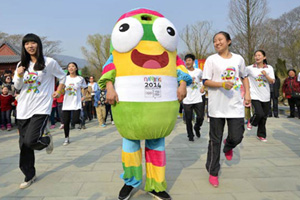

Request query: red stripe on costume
[
  {"left": 102, "top": 63, "right": 116, "bottom": 75},
  {"left": 176, "top": 55, "right": 185, "bottom": 67},
  {"left": 118, "top": 9, "right": 164, "bottom": 22},
  {"left": 145, "top": 147, "right": 166, "bottom": 167}
]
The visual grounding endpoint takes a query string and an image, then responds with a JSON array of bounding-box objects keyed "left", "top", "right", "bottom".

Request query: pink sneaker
[
  {"left": 209, "top": 175, "right": 219, "bottom": 187},
  {"left": 223, "top": 139, "right": 233, "bottom": 160},
  {"left": 1, "top": 125, "right": 5, "bottom": 131},
  {"left": 50, "top": 125, "right": 56, "bottom": 129},
  {"left": 247, "top": 121, "right": 252, "bottom": 130},
  {"left": 59, "top": 124, "right": 64, "bottom": 129},
  {"left": 257, "top": 136, "right": 267, "bottom": 142},
  {"left": 6, "top": 124, "right": 12, "bottom": 131}
]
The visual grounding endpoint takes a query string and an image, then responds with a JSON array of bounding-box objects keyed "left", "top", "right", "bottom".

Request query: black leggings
[
  {"left": 63, "top": 110, "right": 81, "bottom": 138},
  {"left": 250, "top": 100, "right": 270, "bottom": 138}
]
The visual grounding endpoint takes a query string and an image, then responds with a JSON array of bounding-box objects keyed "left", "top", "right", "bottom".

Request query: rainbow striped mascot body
[{"left": 99, "top": 8, "right": 192, "bottom": 199}]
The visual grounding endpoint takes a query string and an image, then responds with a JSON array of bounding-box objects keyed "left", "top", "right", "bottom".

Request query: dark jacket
[
  {"left": 282, "top": 76, "right": 300, "bottom": 98},
  {"left": 270, "top": 76, "right": 280, "bottom": 98}
]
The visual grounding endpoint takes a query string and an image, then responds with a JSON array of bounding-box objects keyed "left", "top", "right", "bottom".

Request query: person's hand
[
  {"left": 17, "top": 66, "right": 26, "bottom": 76},
  {"left": 52, "top": 91, "right": 60, "bottom": 98},
  {"left": 283, "top": 93, "right": 286, "bottom": 99},
  {"left": 200, "top": 86, "right": 205, "bottom": 93},
  {"left": 106, "top": 82, "right": 119, "bottom": 105},
  {"left": 81, "top": 97, "right": 85, "bottom": 101},
  {"left": 98, "top": 101, "right": 101, "bottom": 104},
  {"left": 261, "top": 70, "right": 267, "bottom": 76},
  {"left": 244, "top": 92, "right": 251, "bottom": 105},
  {"left": 177, "top": 81, "right": 187, "bottom": 102},
  {"left": 223, "top": 81, "right": 234, "bottom": 90}
]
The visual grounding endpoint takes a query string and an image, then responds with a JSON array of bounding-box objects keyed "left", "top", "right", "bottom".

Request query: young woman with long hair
[
  {"left": 13, "top": 33, "right": 66, "bottom": 189},
  {"left": 202, "top": 31, "right": 251, "bottom": 187},
  {"left": 62, "top": 62, "right": 87, "bottom": 145},
  {"left": 247, "top": 50, "right": 275, "bottom": 142}
]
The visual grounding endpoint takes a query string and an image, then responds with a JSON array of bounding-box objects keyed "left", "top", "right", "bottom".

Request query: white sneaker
[
  {"left": 59, "top": 124, "right": 64, "bottom": 129},
  {"left": 45, "top": 132, "right": 53, "bottom": 154},
  {"left": 112, "top": 121, "right": 115, "bottom": 125},
  {"left": 63, "top": 138, "right": 70, "bottom": 146},
  {"left": 207, "top": 118, "right": 210, "bottom": 123},
  {"left": 19, "top": 175, "right": 36, "bottom": 189}
]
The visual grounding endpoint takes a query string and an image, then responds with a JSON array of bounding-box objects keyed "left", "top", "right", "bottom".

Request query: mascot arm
[
  {"left": 176, "top": 55, "right": 192, "bottom": 86},
  {"left": 98, "top": 54, "right": 116, "bottom": 89}
]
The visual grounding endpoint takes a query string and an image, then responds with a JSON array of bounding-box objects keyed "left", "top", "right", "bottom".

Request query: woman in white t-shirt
[
  {"left": 13, "top": 33, "right": 66, "bottom": 189},
  {"left": 62, "top": 62, "right": 87, "bottom": 145},
  {"left": 202, "top": 31, "right": 251, "bottom": 187},
  {"left": 247, "top": 50, "right": 275, "bottom": 142}
]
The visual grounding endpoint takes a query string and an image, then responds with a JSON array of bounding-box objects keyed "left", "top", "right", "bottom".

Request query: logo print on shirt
[
  {"left": 144, "top": 76, "right": 162, "bottom": 98},
  {"left": 65, "top": 83, "right": 77, "bottom": 96},
  {"left": 24, "top": 71, "right": 41, "bottom": 93},
  {"left": 221, "top": 67, "right": 241, "bottom": 91},
  {"left": 255, "top": 74, "right": 267, "bottom": 87},
  {"left": 191, "top": 77, "right": 199, "bottom": 90}
]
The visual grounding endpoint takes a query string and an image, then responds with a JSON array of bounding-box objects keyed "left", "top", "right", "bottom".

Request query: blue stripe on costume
[
  {"left": 120, "top": 173, "right": 142, "bottom": 188},
  {"left": 145, "top": 138, "right": 165, "bottom": 151},
  {"left": 102, "top": 54, "right": 114, "bottom": 70},
  {"left": 122, "top": 138, "right": 141, "bottom": 153}
]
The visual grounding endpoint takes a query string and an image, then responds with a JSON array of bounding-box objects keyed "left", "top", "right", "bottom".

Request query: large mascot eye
[
  {"left": 111, "top": 17, "right": 143, "bottom": 53},
  {"left": 152, "top": 18, "right": 178, "bottom": 52},
  {"left": 31, "top": 75, "right": 38, "bottom": 80},
  {"left": 229, "top": 71, "right": 235, "bottom": 77},
  {"left": 24, "top": 74, "right": 30, "bottom": 80},
  {"left": 223, "top": 71, "right": 228, "bottom": 76}
]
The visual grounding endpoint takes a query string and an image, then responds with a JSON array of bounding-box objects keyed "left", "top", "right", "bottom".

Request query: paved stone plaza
[{"left": 1, "top": 114, "right": 300, "bottom": 200}]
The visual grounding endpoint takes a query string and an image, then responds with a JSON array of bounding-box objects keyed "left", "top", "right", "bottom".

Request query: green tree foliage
[{"left": 81, "top": 34, "right": 110, "bottom": 73}]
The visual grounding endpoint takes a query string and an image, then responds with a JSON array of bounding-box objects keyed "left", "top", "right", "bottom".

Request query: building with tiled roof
[{"left": 0, "top": 41, "right": 21, "bottom": 73}]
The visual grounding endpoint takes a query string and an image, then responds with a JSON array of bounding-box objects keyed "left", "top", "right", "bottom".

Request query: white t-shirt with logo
[
  {"left": 247, "top": 64, "right": 275, "bottom": 102},
  {"left": 62, "top": 75, "right": 87, "bottom": 110},
  {"left": 298, "top": 72, "right": 300, "bottom": 82},
  {"left": 13, "top": 57, "right": 66, "bottom": 119},
  {"left": 183, "top": 68, "right": 203, "bottom": 104},
  {"left": 202, "top": 53, "right": 247, "bottom": 118}
]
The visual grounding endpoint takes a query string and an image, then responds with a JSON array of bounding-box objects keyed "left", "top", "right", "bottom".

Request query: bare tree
[
  {"left": 81, "top": 34, "right": 110, "bottom": 72},
  {"left": 229, "top": 0, "right": 268, "bottom": 65},
  {"left": 180, "top": 21, "right": 213, "bottom": 59}
]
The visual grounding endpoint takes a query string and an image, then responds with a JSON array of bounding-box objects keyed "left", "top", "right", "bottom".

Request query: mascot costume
[{"left": 98, "top": 8, "right": 192, "bottom": 200}]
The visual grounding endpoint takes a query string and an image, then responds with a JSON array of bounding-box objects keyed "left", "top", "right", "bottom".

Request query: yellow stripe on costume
[
  {"left": 146, "top": 162, "right": 165, "bottom": 183},
  {"left": 177, "top": 64, "right": 189, "bottom": 74},
  {"left": 122, "top": 149, "right": 142, "bottom": 167}
]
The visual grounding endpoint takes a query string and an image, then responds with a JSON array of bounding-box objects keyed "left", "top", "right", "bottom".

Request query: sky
[{"left": 1, "top": 0, "right": 299, "bottom": 60}]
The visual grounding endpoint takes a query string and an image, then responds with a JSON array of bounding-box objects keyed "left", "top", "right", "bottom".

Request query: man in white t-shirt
[{"left": 182, "top": 54, "right": 205, "bottom": 141}]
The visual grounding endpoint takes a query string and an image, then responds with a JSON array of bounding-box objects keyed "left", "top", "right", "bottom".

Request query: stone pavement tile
[
  {"left": 166, "top": 169, "right": 208, "bottom": 181},
  {"left": 93, "top": 162, "right": 123, "bottom": 171},
  {"left": 170, "top": 193, "right": 235, "bottom": 200},
  {"left": 60, "top": 171, "right": 114, "bottom": 182},
  {"left": 0, "top": 183, "right": 21, "bottom": 197},
  {"left": 45, "top": 162, "right": 96, "bottom": 172},
  {"left": 44, "top": 197, "right": 105, "bottom": 200},
  {"left": 259, "top": 166, "right": 300, "bottom": 177},
  {"left": 0, "top": 155, "right": 19, "bottom": 164},
  {"left": 77, "top": 182, "right": 123, "bottom": 197},
  {"left": 168, "top": 180, "right": 199, "bottom": 194},
  {"left": 192, "top": 179, "right": 258, "bottom": 193},
  {"left": 232, "top": 191, "right": 300, "bottom": 200},
  {"left": 267, "top": 157, "right": 300, "bottom": 166},
  {"left": 218, "top": 167, "right": 266, "bottom": 179},
  {"left": 15, "top": 183, "right": 83, "bottom": 197},
  {"left": 294, "top": 191, "right": 300, "bottom": 198},
  {"left": 222, "top": 158, "right": 276, "bottom": 168},
  {"left": 1, "top": 197, "right": 43, "bottom": 200},
  {"left": 247, "top": 177, "right": 300, "bottom": 192}
]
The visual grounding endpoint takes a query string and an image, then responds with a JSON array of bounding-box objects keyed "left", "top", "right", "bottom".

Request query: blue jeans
[{"left": 1, "top": 110, "right": 12, "bottom": 125}]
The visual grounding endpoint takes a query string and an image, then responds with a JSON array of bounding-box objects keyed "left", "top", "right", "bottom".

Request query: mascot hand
[{"left": 177, "top": 81, "right": 187, "bottom": 102}]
